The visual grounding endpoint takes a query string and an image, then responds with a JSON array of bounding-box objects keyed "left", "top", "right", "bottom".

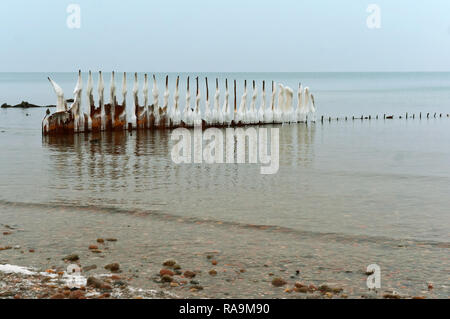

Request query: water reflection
[{"left": 41, "top": 124, "right": 316, "bottom": 210}]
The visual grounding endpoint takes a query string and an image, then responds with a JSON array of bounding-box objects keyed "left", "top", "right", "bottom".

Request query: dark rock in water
[
  {"left": 1, "top": 101, "right": 56, "bottom": 108},
  {"left": 106, "top": 238, "right": 117, "bottom": 242},
  {"left": 271, "top": 278, "right": 287, "bottom": 287},
  {"left": 383, "top": 293, "right": 401, "bottom": 299},
  {"left": 104, "top": 263, "right": 120, "bottom": 272},
  {"left": 63, "top": 254, "right": 79, "bottom": 262},
  {"left": 66, "top": 99, "right": 74, "bottom": 103}
]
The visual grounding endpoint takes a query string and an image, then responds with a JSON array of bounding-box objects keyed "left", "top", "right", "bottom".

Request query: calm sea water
[{"left": 0, "top": 72, "right": 449, "bottom": 298}]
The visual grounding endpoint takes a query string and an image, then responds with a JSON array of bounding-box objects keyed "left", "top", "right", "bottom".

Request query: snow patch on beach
[{"left": 0, "top": 264, "right": 36, "bottom": 275}]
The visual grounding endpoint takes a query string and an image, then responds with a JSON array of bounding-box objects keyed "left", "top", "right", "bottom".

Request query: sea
[{"left": 0, "top": 72, "right": 449, "bottom": 298}]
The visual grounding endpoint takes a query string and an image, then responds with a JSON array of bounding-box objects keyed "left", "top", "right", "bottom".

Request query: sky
[{"left": 0, "top": 0, "right": 450, "bottom": 72}]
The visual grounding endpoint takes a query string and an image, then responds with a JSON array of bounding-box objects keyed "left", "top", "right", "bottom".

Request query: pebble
[
  {"left": 163, "top": 260, "right": 177, "bottom": 267},
  {"left": 69, "top": 290, "right": 85, "bottom": 299},
  {"left": 318, "top": 284, "right": 343, "bottom": 294},
  {"left": 63, "top": 254, "right": 79, "bottom": 262},
  {"left": 87, "top": 276, "right": 110, "bottom": 290},
  {"left": 97, "top": 238, "right": 105, "bottom": 243},
  {"left": 211, "top": 260, "right": 218, "bottom": 265},
  {"left": 427, "top": 283, "right": 433, "bottom": 290},
  {"left": 183, "top": 270, "right": 196, "bottom": 279},
  {"left": 295, "top": 282, "right": 305, "bottom": 288},
  {"left": 106, "top": 238, "right": 117, "bottom": 242},
  {"left": 209, "top": 270, "right": 218, "bottom": 276},
  {"left": 104, "top": 263, "right": 120, "bottom": 272},
  {"left": 89, "top": 245, "right": 98, "bottom": 250},
  {"left": 161, "top": 275, "right": 173, "bottom": 283},
  {"left": 294, "top": 286, "right": 308, "bottom": 293},
  {"left": 271, "top": 278, "right": 287, "bottom": 287},
  {"left": 3, "top": 231, "right": 12, "bottom": 235},
  {"left": 160, "top": 269, "right": 174, "bottom": 277},
  {"left": 83, "top": 265, "right": 97, "bottom": 272}
]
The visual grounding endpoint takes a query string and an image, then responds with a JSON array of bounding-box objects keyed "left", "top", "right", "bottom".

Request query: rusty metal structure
[{"left": 42, "top": 71, "right": 316, "bottom": 135}]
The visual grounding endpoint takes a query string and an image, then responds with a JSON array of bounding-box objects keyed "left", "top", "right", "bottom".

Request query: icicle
[
  {"left": 303, "top": 87, "right": 310, "bottom": 122},
  {"left": 284, "top": 86, "right": 294, "bottom": 123},
  {"left": 71, "top": 70, "right": 83, "bottom": 132},
  {"left": 250, "top": 80, "right": 257, "bottom": 124},
  {"left": 172, "top": 75, "right": 181, "bottom": 126},
  {"left": 233, "top": 79, "right": 237, "bottom": 124},
  {"left": 98, "top": 71, "right": 106, "bottom": 130},
  {"left": 131, "top": 72, "right": 139, "bottom": 128},
  {"left": 133, "top": 73, "right": 139, "bottom": 107},
  {"left": 120, "top": 72, "right": 127, "bottom": 126},
  {"left": 163, "top": 75, "right": 169, "bottom": 127},
  {"left": 152, "top": 74, "right": 160, "bottom": 126},
  {"left": 258, "top": 80, "right": 266, "bottom": 124},
  {"left": 310, "top": 93, "right": 316, "bottom": 122},
  {"left": 194, "top": 77, "right": 202, "bottom": 126},
  {"left": 110, "top": 71, "right": 116, "bottom": 107},
  {"left": 121, "top": 72, "right": 127, "bottom": 106},
  {"left": 183, "top": 76, "right": 193, "bottom": 127},
  {"left": 274, "top": 83, "right": 284, "bottom": 123},
  {"left": 143, "top": 73, "right": 149, "bottom": 126},
  {"left": 264, "top": 81, "right": 275, "bottom": 124},
  {"left": 204, "top": 77, "right": 211, "bottom": 125},
  {"left": 222, "top": 79, "right": 231, "bottom": 125},
  {"left": 87, "top": 70, "right": 94, "bottom": 111},
  {"left": 237, "top": 80, "right": 248, "bottom": 124},
  {"left": 48, "top": 77, "right": 66, "bottom": 113},
  {"left": 214, "top": 78, "right": 223, "bottom": 125},
  {"left": 296, "top": 83, "right": 304, "bottom": 122}
]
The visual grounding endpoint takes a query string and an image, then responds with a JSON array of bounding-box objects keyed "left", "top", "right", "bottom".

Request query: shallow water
[{"left": 0, "top": 72, "right": 449, "bottom": 298}]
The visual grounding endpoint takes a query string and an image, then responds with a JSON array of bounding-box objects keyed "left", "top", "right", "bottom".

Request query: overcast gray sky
[{"left": 1, "top": 0, "right": 450, "bottom": 72}]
